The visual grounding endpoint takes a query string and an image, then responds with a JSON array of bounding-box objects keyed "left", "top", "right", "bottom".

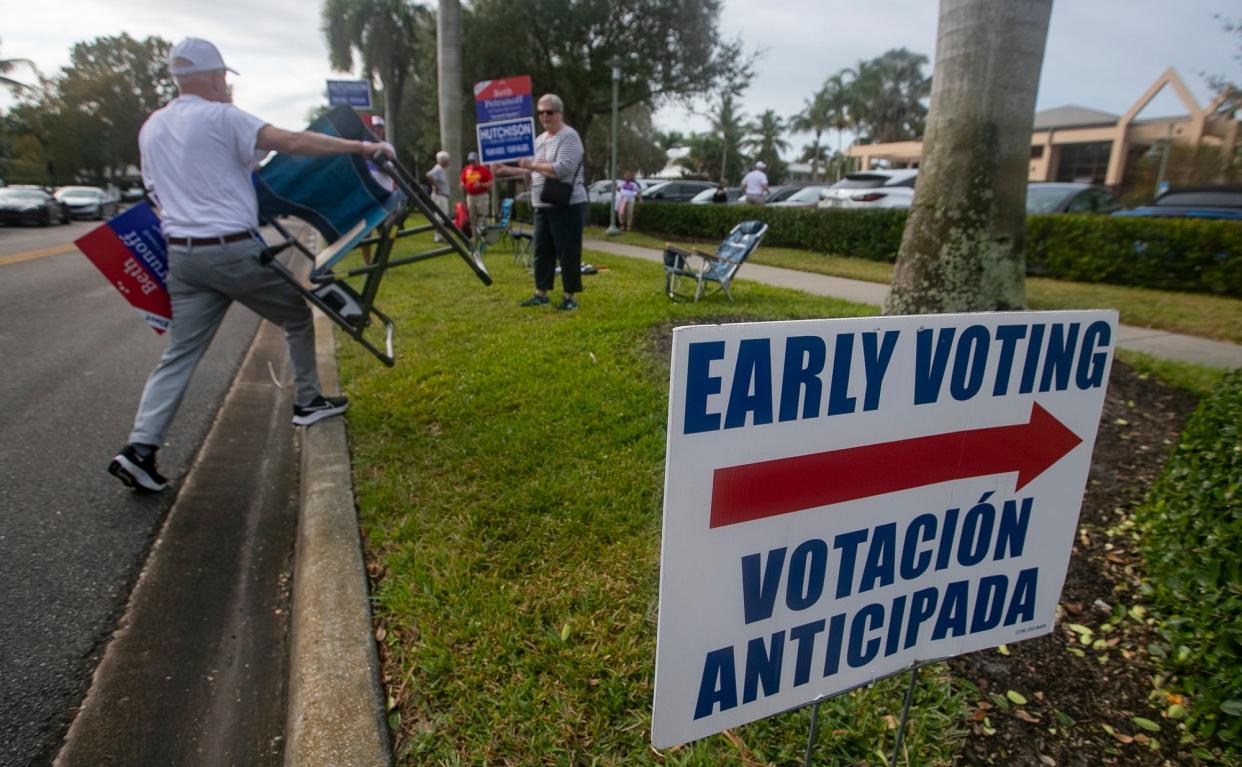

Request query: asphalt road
[{"left": 0, "top": 220, "right": 265, "bottom": 766}]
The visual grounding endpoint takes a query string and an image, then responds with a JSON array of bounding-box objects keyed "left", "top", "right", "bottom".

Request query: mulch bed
[{"left": 950, "top": 361, "right": 1202, "bottom": 766}]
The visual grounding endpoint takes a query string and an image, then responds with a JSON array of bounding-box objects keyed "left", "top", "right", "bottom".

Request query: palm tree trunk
[
  {"left": 437, "top": 0, "right": 463, "bottom": 201},
  {"left": 885, "top": 0, "right": 1052, "bottom": 315}
]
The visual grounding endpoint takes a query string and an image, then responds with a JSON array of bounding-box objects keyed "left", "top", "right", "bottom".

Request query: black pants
[{"left": 532, "top": 202, "right": 586, "bottom": 294}]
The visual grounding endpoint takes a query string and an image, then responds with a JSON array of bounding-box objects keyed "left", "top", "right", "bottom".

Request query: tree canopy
[{"left": 1, "top": 34, "right": 174, "bottom": 185}]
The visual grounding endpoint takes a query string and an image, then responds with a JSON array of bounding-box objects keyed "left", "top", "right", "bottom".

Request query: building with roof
[{"left": 845, "top": 68, "right": 1239, "bottom": 188}]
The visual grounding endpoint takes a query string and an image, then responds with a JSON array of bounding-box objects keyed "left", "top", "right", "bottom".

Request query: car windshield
[
  {"left": 689, "top": 187, "right": 718, "bottom": 203},
  {"left": 1026, "top": 186, "right": 1071, "bottom": 213},
  {"left": 1155, "top": 190, "right": 1242, "bottom": 208},
  {"left": 1, "top": 189, "right": 46, "bottom": 201},
  {"left": 59, "top": 186, "right": 98, "bottom": 195},
  {"left": 785, "top": 186, "right": 827, "bottom": 203},
  {"left": 830, "top": 174, "right": 893, "bottom": 189},
  {"left": 64, "top": 189, "right": 102, "bottom": 198}
]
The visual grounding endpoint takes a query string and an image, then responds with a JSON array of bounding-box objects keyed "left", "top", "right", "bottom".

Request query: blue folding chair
[
  {"left": 253, "top": 106, "right": 491, "bottom": 366},
  {"left": 663, "top": 220, "right": 768, "bottom": 301}
]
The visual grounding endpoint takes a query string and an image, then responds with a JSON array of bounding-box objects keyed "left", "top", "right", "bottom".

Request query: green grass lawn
[
  {"left": 585, "top": 227, "right": 1242, "bottom": 345},
  {"left": 337, "top": 233, "right": 971, "bottom": 764}
]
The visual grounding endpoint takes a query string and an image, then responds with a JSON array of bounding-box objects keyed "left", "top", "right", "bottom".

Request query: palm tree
[
  {"left": 849, "top": 48, "right": 931, "bottom": 144},
  {"left": 709, "top": 93, "right": 746, "bottom": 184},
  {"left": 322, "top": 0, "right": 423, "bottom": 148},
  {"left": 789, "top": 85, "right": 831, "bottom": 181},
  {"left": 744, "top": 109, "right": 789, "bottom": 165},
  {"left": 885, "top": 0, "right": 1053, "bottom": 315},
  {"left": 822, "top": 73, "right": 853, "bottom": 178},
  {"left": 0, "top": 37, "right": 37, "bottom": 94},
  {"left": 437, "top": 0, "right": 463, "bottom": 199}
]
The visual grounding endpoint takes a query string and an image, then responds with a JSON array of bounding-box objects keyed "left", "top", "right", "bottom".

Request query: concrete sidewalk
[{"left": 585, "top": 238, "right": 1242, "bottom": 370}]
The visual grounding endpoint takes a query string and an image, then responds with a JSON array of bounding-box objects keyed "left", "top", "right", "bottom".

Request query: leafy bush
[
  {"left": 1026, "top": 215, "right": 1242, "bottom": 297},
  {"left": 588, "top": 201, "right": 1242, "bottom": 296},
  {"left": 1138, "top": 368, "right": 1242, "bottom": 748}
]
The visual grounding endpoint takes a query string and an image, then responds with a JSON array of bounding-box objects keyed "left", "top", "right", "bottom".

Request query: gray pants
[{"left": 128, "top": 237, "right": 321, "bottom": 446}]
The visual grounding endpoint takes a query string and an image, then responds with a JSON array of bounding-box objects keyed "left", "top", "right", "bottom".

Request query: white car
[
  {"left": 587, "top": 178, "right": 655, "bottom": 204},
  {"left": 818, "top": 170, "right": 918, "bottom": 210}
]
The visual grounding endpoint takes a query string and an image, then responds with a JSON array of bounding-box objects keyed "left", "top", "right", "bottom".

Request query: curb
[{"left": 283, "top": 309, "right": 393, "bottom": 766}]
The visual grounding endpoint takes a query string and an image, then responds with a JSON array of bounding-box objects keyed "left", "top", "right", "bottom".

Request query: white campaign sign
[{"left": 651, "top": 310, "right": 1117, "bottom": 748}]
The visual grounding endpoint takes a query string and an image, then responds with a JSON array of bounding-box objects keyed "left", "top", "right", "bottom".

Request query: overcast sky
[{"left": 3, "top": 0, "right": 1238, "bottom": 156}]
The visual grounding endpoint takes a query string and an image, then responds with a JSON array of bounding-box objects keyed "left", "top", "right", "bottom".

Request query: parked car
[
  {"left": 768, "top": 185, "right": 833, "bottom": 207},
  {"left": 818, "top": 170, "right": 919, "bottom": 209},
  {"left": 55, "top": 186, "right": 119, "bottom": 220},
  {"left": 688, "top": 186, "right": 744, "bottom": 204},
  {"left": 641, "top": 180, "right": 716, "bottom": 203},
  {"left": 1112, "top": 186, "right": 1242, "bottom": 221},
  {"left": 0, "top": 187, "right": 70, "bottom": 226},
  {"left": 586, "top": 178, "right": 655, "bottom": 204},
  {"left": 764, "top": 184, "right": 809, "bottom": 204},
  {"left": 1025, "top": 182, "right": 1121, "bottom": 214},
  {"left": 121, "top": 187, "right": 147, "bottom": 203}
]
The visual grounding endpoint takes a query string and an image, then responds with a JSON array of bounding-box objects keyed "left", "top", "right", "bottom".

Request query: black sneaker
[
  {"left": 292, "top": 394, "right": 349, "bottom": 426},
  {"left": 520, "top": 294, "right": 550, "bottom": 307},
  {"left": 556, "top": 296, "right": 579, "bottom": 312},
  {"left": 108, "top": 444, "right": 169, "bottom": 492}
]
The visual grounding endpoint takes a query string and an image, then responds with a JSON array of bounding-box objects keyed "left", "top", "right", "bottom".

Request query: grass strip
[
  {"left": 337, "top": 230, "right": 969, "bottom": 764},
  {"left": 586, "top": 226, "right": 1242, "bottom": 345}
]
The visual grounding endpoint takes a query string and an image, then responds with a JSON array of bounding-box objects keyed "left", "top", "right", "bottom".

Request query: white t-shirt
[
  {"left": 138, "top": 94, "right": 269, "bottom": 238},
  {"left": 741, "top": 169, "right": 769, "bottom": 196}
]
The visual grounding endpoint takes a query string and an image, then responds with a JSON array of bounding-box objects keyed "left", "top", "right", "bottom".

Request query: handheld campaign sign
[
  {"left": 474, "top": 76, "right": 535, "bottom": 163},
  {"left": 327, "top": 79, "right": 372, "bottom": 109},
  {"left": 651, "top": 311, "right": 1117, "bottom": 748},
  {"left": 74, "top": 202, "right": 171, "bottom": 334}
]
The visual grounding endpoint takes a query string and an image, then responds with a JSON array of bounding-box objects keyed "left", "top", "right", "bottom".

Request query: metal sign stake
[
  {"left": 802, "top": 699, "right": 822, "bottom": 767},
  {"left": 888, "top": 664, "right": 921, "bottom": 767}
]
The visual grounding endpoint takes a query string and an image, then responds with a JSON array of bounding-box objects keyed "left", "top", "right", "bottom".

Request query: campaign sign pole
[
  {"left": 74, "top": 201, "right": 171, "bottom": 333},
  {"left": 651, "top": 310, "right": 1117, "bottom": 749},
  {"left": 473, "top": 75, "right": 535, "bottom": 164}
]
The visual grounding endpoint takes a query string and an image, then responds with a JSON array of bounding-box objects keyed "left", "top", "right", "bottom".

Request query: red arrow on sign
[{"left": 709, "top": 402, "right": 1082, "bottom": 529}]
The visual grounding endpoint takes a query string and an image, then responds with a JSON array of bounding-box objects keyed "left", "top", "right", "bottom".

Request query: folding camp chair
[
  {"left": 254, "top": 106, "right": 491, "bottom": 367},
  {"left": 663, "top": 220, "right": 768, "bottom": 301},
  {"left": 476, "top": 198, "right": 533, "bottom": 266}
]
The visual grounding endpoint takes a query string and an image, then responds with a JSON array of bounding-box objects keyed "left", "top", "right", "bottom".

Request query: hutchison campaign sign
[{"left": 651, "top": 310, "right": 1116, "bottom": 748}]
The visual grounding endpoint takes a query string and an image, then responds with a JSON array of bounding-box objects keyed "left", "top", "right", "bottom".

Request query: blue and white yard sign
[
  {"left": 473, "top": 76, "right": 535, "bottom": 163},
  {"left": 326, "top": 80, "right": 372, "bottom": 109},
  {"left": 651, "top": 310, "right": 1117, "bottom": 748}
]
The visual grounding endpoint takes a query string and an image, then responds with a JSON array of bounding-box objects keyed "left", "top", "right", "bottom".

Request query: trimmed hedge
[
  {"left": 579, "top": 201, "right": 1242, "bottom": 297},
  {"left": 1138, "top": 369, "right": 1242, "bottom": 748}
]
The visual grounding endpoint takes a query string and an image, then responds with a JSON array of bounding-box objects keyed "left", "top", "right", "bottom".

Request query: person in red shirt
[{"left": 460, "top": 151, "right": 494, "bottom": 231}]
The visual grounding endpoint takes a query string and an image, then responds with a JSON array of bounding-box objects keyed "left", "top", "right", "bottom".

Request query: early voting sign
[
  {"left": 74, "top": 202, "right": 171, "bottom": 333},
  {"left": 651, "top": 310, "right": 1117, "bottom": 748},
  {"left": 327, "top": 79, "right": 372, "bottom": 109},
  {"left": 474, "top": 75, "right": 535, "bottom": 163}
]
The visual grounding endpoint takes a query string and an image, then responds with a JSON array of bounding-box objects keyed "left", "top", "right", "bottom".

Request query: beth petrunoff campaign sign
[
  {"left": 74, "top": 201, "right": 171, "bottom": 334},
  {"left": 652, "top": 310, "right": 1117, "bottom": 748}
]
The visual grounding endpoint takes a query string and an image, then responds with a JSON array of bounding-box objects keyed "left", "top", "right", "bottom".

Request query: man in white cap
[
  {"left": 741, "top": 160, "right": 770, "bottom": 205},
  {"left": 426, "top": 150, "right": 451, "bottom": 242},
  {"left": 108, "top": 37, "right": 389, "bottom": 493}
]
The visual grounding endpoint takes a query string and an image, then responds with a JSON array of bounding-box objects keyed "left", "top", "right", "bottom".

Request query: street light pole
[{"left": 606, "top": 57, "right": 622, "bottom": 236}]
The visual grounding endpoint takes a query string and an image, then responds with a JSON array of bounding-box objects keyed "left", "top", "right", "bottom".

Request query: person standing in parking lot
[
  {"left": 107, "top": 37, "right": 387, "bottom": 493},
  {"left": 741, "top": 161, "right": 769, "bottom": 204}
]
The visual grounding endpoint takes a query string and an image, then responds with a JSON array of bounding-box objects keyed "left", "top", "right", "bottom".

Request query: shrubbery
[
  {"left": 581, "top": 201, "right": 1242, "bottom": 297},
  {"left": 1137, "top": 368, "right": 1242, "bottom": 748}
]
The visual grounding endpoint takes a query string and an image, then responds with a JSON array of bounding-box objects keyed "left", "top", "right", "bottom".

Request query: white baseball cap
[
  {"left": 371, "top": 115, "right": 385, "bottom": 127},
  {"left": 755, "top": 161, "right": 767, "bottom": 169},
  {"left": 168, "top": 38, "right": 238, "bottom": 76}
]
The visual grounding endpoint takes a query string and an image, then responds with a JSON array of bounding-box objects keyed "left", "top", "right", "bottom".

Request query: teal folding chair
[{"left": 663, "top": 220, "right": 768, "bottom": 302}]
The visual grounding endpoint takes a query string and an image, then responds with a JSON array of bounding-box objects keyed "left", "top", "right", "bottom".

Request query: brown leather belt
[{"left": 166, "top": 231, "right": 254, "bottom": 247}]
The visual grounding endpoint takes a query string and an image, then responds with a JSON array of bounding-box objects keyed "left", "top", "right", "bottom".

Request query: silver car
[{"left": 55, "top": 186, "right": 119, "bottom": 220}]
